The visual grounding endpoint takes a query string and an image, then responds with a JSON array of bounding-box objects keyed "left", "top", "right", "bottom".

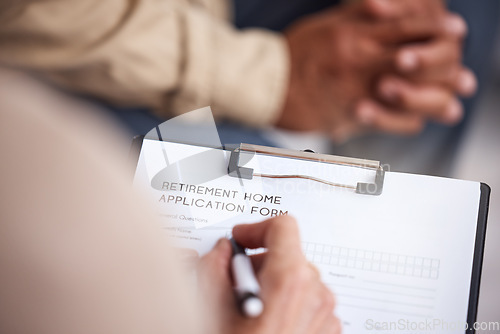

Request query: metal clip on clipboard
[{"left": 227, "top": 143, "right": 385, "bottom": 196}]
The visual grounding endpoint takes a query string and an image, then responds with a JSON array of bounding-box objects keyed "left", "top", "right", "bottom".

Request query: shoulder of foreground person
[{"left": 0, "top": 68, "right": 201, "bottom": 334}]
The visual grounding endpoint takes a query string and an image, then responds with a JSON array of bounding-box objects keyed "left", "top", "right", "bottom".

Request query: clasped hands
[{"left": 277, "top": 0, "right": 476, "bottom": 142}]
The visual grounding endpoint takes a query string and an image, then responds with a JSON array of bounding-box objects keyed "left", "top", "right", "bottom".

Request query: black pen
[{"left": 229, "top": 238, "right": 264, "bottom": 318}]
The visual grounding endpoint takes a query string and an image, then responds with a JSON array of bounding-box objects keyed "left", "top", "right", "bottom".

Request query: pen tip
[{"left": 229, "top": 237, "right": 244, "bottom": 254}]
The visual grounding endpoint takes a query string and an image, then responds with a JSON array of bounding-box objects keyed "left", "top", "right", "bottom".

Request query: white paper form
[{"left": 134, "top": 139, "right": 481, "bottom": 333}]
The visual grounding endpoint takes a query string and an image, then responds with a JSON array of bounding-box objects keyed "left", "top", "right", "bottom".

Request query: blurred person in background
[
  {"left": 0, "top": 0, "right": 490, "bottom": 178},
  {"left": 0, "top": 67, "right": 340, "bottom": 334},
  {"left": 236, "top": 0, "right": 499, "bottom": 176}
]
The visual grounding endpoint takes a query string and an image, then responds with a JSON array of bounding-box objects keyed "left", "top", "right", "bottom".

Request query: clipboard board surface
[
  {"left": 130, "top": 136, "right": 491, "bottom": 333},
  {"left": 466, "top": 183, "right": 490, "bottom": 333}
]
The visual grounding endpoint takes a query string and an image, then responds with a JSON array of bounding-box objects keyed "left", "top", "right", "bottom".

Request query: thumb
[
  {"left": 362, "top": 0, "right": 418, "bottom": 19},
  {"left": 362, "top": 0, "right": 400, "bottom": 19}
]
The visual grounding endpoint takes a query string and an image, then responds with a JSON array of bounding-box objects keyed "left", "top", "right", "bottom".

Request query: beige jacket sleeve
[{"left": 0, "top": 0, "right": 289, "bottom": 127}]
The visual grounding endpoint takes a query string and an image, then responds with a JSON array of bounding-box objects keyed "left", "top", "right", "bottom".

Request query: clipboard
[
  {"left": 130, "top": 135, "right": 490, "bottom": 333},
  {"left": 467, "top": 182, "right": 490, "bottom": 333},
  {"left": 227, "top": 143, "right": 386, "bottom": 195}
]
